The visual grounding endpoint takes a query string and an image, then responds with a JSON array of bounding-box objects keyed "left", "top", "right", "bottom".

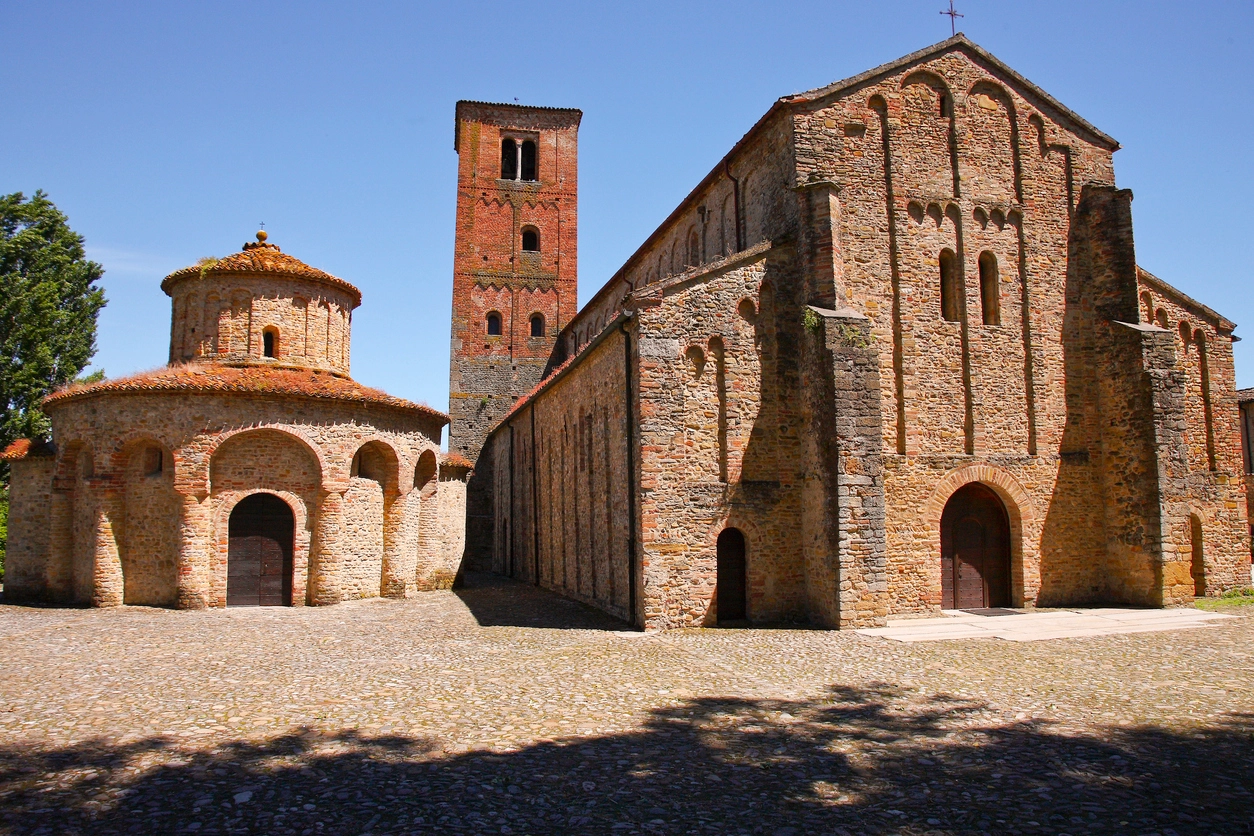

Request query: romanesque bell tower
[{"left": 448, "top": 101, "right": 581, "bottom": 462}]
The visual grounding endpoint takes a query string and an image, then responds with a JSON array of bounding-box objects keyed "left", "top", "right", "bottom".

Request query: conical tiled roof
[{"left": 161, "top": 232, "right": 361, "bottom": 306}]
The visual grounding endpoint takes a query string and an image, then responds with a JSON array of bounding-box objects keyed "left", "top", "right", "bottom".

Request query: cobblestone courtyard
[{"left": 1, "top": 575, "right": 1251, "bottom": 835}]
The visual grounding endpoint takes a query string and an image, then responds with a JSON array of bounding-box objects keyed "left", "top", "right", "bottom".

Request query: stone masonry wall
[
  {"left": 487, "top": 327, "right": 635, "bottom": 624},
  {"left": 6, "top": 388, "right": 445, "bottom": 608},
  {"left": 4, "top": 456, "right": 54, "bottom": 599},
  {"left": 168, "top": 274, "right": 357, "bottom": 375},
  {"left": 632, "top": 248, "right": 807, "bottom": 629}
]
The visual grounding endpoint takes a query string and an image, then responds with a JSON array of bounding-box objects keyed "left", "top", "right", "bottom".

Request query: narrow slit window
[
  {"left": 530, "top": 313, "right": 545, "bottom": 338},
  {"left": 501, "top": 139, "right": 517, "bottom": 180},
  {"left": 486, "top": 312, "right": 502, "bottom": 336},
  {"left": 978, "top": 252, "right": 1000, "bottom": 325},
  {"left": 687, "top": 229, "right": 700, "bottom": 267},
  {"left": 521, "top": 140, "right": 537, "bottom": 181},
  {"left": 940, "top": 248, "right": 961, "bottom": 322},
  {"left": 263, "top": 329, "right": 277, "bottom": 358},
  {"left": 521, "top": 228, "right": 539, "bottom": 252}
]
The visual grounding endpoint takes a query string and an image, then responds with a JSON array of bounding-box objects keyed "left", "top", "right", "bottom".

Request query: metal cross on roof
[{"left": 940, "top": 0, "right": 963, "bottom": 36}]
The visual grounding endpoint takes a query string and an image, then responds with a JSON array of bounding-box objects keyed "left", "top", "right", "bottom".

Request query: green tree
[{"left": 0, "top": 191, "right": 106, "bottom": 453}]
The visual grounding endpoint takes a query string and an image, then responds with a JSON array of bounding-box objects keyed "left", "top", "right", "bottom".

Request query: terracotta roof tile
[
  {"left": 43, "top": 363, "right": 447, "bottom": 423},
  {"left": 1238, "top": 388, "right": 1254, "bottom": 404},
  {"left": 161, "top": 238, "right": 361, "bottom": 307},
  {"left": 1, "top": 438, "right": 54, "bottom": 461},
  {"left": 439, "top": 452, "right": 474, "bottom": 470}
]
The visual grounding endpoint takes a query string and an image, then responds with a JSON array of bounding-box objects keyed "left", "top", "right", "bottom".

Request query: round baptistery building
[{"left": 3, "top": 232, "right": 469, "bottom": 608}]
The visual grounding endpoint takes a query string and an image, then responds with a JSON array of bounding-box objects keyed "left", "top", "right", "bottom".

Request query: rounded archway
[
  {"left": 716, "top": 527, "right": 747, "bottom": 624},
  {"left": 940, "top": 483, "right": 1011, "bottom": 609},
  {"left": 227, "top": 493, "right": 295, "bottom": 606}
]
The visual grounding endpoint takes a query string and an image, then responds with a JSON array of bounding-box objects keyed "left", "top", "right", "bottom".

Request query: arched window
[
  {"left": 1140, "top": 291, "right": 1154, "bottom": 324},
  {"left": 978, "top": 252, "right": 1000, "bottom": 325},
  {"left": 939, "top": 248, "right": 961, "bottom": 322},
  {"left": 530, "top": 313, "right": 545, "bottom": 338},
  {"left": 521, "top": 140, "right": 537, "bottom": 181},
  {"left": 486, "top": 312, "right": 502, "bottom": 336},
  {"left": 521, "top": 227, "right": 540, "bottom": 252},
  {"left": 687, "top": 228, "right": 700, "bottom": 267},
  {"left": 263, "top": 327, "right": 278, "bottom": 358},
  {"left": 500, "top": 138, "right": 517, "bottom": 180},
  {"left": 1155, "top": 308, "right": 1169, "bottom": 330}
]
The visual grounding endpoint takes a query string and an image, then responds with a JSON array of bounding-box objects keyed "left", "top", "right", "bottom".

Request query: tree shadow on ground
[
  {"left": 3, "top": 684, "right": 1252, "bottom": 835},
  {"left": 453, "top": 572, "right": 634, "bottom": 631}
]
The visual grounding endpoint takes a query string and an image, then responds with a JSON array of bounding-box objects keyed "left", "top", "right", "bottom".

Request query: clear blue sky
[{"left": 5, "top": 0, "right": 1252, "bottom": 424}]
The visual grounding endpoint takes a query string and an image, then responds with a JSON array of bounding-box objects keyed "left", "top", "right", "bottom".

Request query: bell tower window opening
[
  {"left": 501, "top": 138, "right": 517, "bottom": 180},
  {"left": 521, "top": 227, "right": 540, "bottom": 252},
  {"left": 262, "top": 328, "right": 278, "bottom": 358},
  {"left": 530, "top": 313, "right": 545, "bottom": 338},
  {"left": 486, "top": 311, "right": 502, "bottom": 337},
  {"left": 521, "top": 140, "right": 537, "bottom": 181},
  {"left": 978, "top": 252, "right": 1000, "bottom": 325},
  {"left": 501, "top": 137, "right": 538, "bottom": 182}
]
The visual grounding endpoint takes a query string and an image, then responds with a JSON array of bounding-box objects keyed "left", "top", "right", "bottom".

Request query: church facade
[
  {"left": 4, "top": 234, "right": 468, "bottom": 608},
  {"left": 455, "top": 35, "right": 1251, "bottom": 630}
]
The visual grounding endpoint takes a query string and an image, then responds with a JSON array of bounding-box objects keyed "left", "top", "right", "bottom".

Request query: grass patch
[{"left": 1196, "top": 587, "right": 1254, "bottom": 611}]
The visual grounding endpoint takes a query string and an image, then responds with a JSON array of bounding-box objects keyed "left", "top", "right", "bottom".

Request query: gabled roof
[
  {"left": 786, "top": 33, "right": 1119, "bottom": 150},
  {"left": 559, "top": 35, "right": 1119, "bottom": 350}
]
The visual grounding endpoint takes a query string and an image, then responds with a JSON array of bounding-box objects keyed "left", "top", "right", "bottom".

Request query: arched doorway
[
  {"left": 940, "top": 483, "right": 1011, "bottom": 609},
  {"left": 227, "top": 493, "right": 294, "bottom": 606},
  {"left": 716, "top": 528, "right": 747, "bottom": 623}
]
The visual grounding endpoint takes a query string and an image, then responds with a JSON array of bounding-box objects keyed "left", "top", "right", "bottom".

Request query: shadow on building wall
[{"left": 2, "top": 684, "right": 1249, "bottom": 834}]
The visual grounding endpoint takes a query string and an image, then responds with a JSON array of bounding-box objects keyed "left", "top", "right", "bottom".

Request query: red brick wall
[{"left": 448, "top": 102, "right": 581, "bottom": 462}]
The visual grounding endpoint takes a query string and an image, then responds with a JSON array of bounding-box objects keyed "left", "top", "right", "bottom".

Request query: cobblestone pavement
[{"left": 1, "top": 574, "right": 1251, "bottom": 835}]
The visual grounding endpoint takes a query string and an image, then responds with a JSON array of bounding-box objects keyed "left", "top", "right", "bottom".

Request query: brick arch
[
  {"left": 348, "top": 437, "right": 402, "bottom": 496},
  {"left": 106, "top": 432, "right": 175, "bottom": 474},
  {"left": 923, "top": 463, "right": 1040, "bottom": 607},
  {"left": 211, "top": 487, "right": 312, "bottom": 608},
  {"left": 199, "top": 425, "right": 326, "bottom": 497},
  {"left": 701, "top": 512, "right": 763, "bottom": 626}
]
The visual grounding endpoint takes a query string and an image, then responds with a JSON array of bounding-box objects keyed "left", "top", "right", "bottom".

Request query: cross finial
[
  {"left": 940, "top": 0, "right": 963, "bottom": 36},
  {"left": 259, "top": 221, "right": 265, "bottom": 230}
]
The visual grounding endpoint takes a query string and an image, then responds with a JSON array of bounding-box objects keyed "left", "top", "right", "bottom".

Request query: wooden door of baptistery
[{"left": 227, "top": 493, "right": 294, "bottom": 606}]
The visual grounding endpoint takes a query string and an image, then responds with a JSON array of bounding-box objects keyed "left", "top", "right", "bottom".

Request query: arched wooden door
[
  {"left": 227, "top": 493, "right": 294, "bottom": 606},
  {"left": 940, "top": 483, "right": 1011, "bottom": 609},
  {"left": 717, "top": 528, "right": 747, "bottom": 623}
]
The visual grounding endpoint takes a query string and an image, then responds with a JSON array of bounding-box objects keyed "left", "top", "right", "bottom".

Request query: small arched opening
[
  {"left": 521, "top": 227, "right": 540, "bottom": 252},
  {"left": 978, "top": 252, "right": 1000, "bottom": 325},
  {"left": 500, "top": 138, "right": 517, "bottom": 180},
  {"left": 262, "top": 327, "right": 279, "bottom": 358},
  {"left": 686, "top": 228, "right": 700, "bottom": 268},
  {"left": 486, "top": 311, "right": 502, "bottom": 337},
  {"left": 940, "top": 248, "right": 961, "bottom": 322},
  {"left": 520, "top": 140, "right": 537, "bottom": 181},
  {"left": 227, "top": 493, "right": 294, "bottom": 607},
  {"left": 716, "top": 527, "right": 747, "bottom": 624},
  {"left": 530, "top": 313, "right": 545, "bottom": 338},
  {"left": 940, "top": 483, "right": 1011, "bottom": 609}
]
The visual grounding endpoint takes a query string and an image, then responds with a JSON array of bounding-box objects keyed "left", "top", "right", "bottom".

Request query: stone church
[
  {"left": 4, "top": 233, "right": 469, "bottom": 608},
  {"left": 451, "top": 35, "right": 1251, "bottom": 630}
]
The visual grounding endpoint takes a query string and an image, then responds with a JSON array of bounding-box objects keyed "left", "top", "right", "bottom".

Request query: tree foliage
[{"left": 0, "top": 191, "right": 106, "bottom": 454}]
